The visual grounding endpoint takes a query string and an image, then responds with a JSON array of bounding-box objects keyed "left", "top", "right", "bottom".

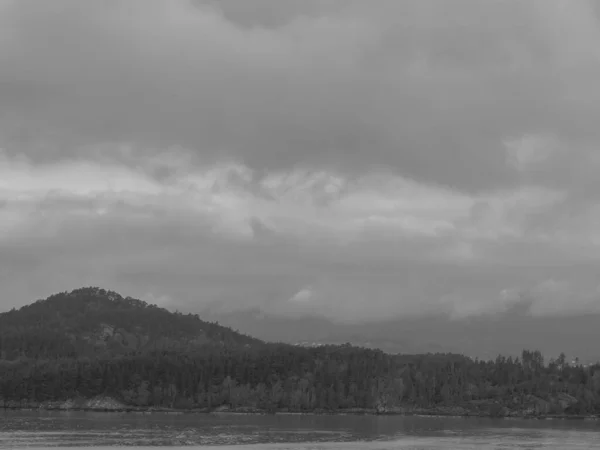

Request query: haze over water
[{"left": 1, "top": 411, "right": 598, "bottom": 449}]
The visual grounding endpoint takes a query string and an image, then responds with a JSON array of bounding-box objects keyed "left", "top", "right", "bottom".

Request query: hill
[
  {"left": 0, "top": 287, "right": 261, "bottom": 360},
  {"left": 1, "top": 288, "right": 600, "bottom": 418}
]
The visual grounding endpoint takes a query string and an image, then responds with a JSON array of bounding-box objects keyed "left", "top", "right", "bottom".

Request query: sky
[{"left": 2, "top": 0, "right": 600, "bottom": 322}]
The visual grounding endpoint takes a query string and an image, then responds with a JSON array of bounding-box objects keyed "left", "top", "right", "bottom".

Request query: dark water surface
[{"left": 1, "top": 410, "right": 599, "bottom": 448}]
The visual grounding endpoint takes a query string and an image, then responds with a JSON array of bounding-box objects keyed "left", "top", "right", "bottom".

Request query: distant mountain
[
  {"left": 204, "top": 307, "right": 600, "bottom": 363},
  {"left": 0, "top": 287, "right": 261, "bottom": 360}
]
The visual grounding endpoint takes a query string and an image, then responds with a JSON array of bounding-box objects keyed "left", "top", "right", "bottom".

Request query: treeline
[{"left": 1, "top": 346, "right": 600, "bottom": 416}]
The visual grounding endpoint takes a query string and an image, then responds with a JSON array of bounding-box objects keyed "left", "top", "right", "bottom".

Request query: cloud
[
  {"left": 0, "top": 146, "right": 593, "bottom": 320},
  {"left": 505, "top": 134, "right": 560, "bottom": 172},
  {"left": 529, "top": 279, "right": 600, "bottom": 316},
  {"left": 289, "top": 288, "right": 313, "bottom": 303},
  {"left": 2, "top": 0, "right": 600, "bottom": 190},
  {"left": 0, "top": 148, "right": 566, "bottom": 248},
  {"left": 1, "top": 1, "right": 600, "bottom": 321},
  {"left": 440, "top": 277, "right": 600, "bottom": 320}
]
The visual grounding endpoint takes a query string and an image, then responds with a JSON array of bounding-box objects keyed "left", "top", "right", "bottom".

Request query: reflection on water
[{"left": 0, "top": 410, "right": 599, "bottom": 448}]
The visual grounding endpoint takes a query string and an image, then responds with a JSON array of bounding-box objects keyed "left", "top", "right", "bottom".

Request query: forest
[{"left": 0, "top": 288, "right": 599, "bottom": 417}]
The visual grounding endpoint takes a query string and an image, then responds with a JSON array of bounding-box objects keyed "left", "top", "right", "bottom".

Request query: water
[{"left": 0, "top": 410, "right": 599, "bottom": 449}]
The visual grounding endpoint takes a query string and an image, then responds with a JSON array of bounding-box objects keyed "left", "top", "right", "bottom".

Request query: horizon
[
  {"left": 5, "top": 283, "right": 600, "bottom": 323},
  {"left": 3, "top": 284, "right": 599, "bottom": 362},
  {"left": 4, "top": 285, "right": 600, "bottom": 363},
  {"left": 2, "top": 0, "right": 600, "bottom": 325}
]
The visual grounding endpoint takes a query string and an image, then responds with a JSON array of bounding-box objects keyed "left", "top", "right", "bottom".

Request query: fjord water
[{"left": 1, "top": 410, "right": 599, "bottom": 449}]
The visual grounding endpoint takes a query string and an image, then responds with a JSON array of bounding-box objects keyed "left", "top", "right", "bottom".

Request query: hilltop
[{"left": 0, "top": 287, "right": 261, "bottom": 360}]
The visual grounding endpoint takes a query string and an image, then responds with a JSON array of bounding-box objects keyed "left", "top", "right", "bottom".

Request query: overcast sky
[{"left": 1, "top": 0, "right": 600, "bottom": 321}]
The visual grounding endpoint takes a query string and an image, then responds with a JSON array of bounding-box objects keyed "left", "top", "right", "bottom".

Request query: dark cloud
[{"left": 2, "top": 1, "right": 599, "bottom": 192}]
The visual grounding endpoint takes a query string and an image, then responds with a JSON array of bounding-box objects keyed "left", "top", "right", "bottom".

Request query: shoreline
[{"left": 2, "top": 404, "right": 599, "bottom": 421}]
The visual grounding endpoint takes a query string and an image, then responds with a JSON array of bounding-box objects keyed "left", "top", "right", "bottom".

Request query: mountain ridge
[{"left": 202, "top": 305, "right": 600, "bottom": 363}]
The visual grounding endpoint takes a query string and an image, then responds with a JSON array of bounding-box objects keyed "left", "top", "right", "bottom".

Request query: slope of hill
[{"left": 0, "top": 287, "right": 261, "bottom": 360}]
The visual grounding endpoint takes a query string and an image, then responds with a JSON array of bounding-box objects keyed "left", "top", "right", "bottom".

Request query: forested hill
[
  {"left": 0, "top": 287, "right": 261, "bottom": 359},
  {"left": 1, "top": 288, "right": 600, "bottom": 418}
]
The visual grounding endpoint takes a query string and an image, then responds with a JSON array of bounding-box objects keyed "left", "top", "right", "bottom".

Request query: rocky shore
[{"left": 2, "top": 396, "right": 599, "bottom": 421}]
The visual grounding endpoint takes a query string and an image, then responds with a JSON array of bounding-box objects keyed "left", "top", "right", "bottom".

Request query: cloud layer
[{"left": 1, "top": 0, "right": 600, "bottom": 320}]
